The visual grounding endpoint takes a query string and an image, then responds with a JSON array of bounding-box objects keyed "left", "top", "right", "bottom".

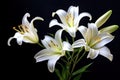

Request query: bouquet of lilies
[{"left": 7, "top": 6, "right": 118, "bottom": 80}]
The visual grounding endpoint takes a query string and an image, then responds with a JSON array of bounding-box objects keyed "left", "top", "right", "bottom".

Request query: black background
[{"left": 1, "top": 0, "right": 120, "bottom": 80}]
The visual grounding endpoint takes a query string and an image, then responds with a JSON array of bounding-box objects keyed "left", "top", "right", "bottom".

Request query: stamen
[
  {"left": 44, "top": 40, "right": 51, "bottom": 47},
  {"left": 48, "top": 44, "right": 51, "bottom": 47},
  {"left": 50, "top": 40, "right": 56, "bottom": 46},
  {"left": 12, "top": 25, "right": 29, "bottom": 34},
  {"left": 66, "top": 13, "right": 74, "bottom": 27},
  {"left": 46, "top": 40, "right": 59, "bottom": 48},
  {"left": 18, "top": 25, "right": 23, "bottom": 32},
  {"left": 13, "top": 27, "right": 20, "bottom": 32},
  {"left": 21, "top": 25, "right": 29, "bottom": 32},
  {"left": 90, "top": 36, "right": 101, "bottom": 48}
]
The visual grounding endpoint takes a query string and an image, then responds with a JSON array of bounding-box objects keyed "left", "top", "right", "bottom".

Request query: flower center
[
  {"left": 47, "top": 40, "right": 62, "bottom": 53},
  {"left": 89, "top": 36, "right": 101, "bottom": 48},
  {"left": 13, "top": 25, "right": 29, "bottom": 34},
  {"left": 66, "top": 13, "right": 74, "bottom": 27},
  {"left": 48, "top": 40, "right": 58, "bottom": 48}
]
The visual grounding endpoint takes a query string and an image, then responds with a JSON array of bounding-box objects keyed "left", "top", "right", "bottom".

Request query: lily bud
[
  {"left": 95, "top": 10, "right": 112, "bottom": 28},
  {"left": 99, "top": 25, "right": 119, "bottom": 33}
]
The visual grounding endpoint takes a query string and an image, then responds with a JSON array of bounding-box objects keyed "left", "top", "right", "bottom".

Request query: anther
[{"left": 50, "top": 40, "right": 56, "bottom": 46}]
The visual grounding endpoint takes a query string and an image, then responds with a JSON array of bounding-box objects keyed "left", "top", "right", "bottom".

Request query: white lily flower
[
  {"left": 73, "top": 23, "right": 114, "bottom": 61},
  {"left": 34, "top": 30, "right": 73, "bottom": 72},
  {"left": 7, "top": 13, "right": 44, "bottom": 46},
  {"left": 49, "top": 6, "right": 92, "bottom": 37}
]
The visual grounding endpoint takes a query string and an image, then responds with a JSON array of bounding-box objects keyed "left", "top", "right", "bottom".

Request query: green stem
[
  {"left": 68, "top": 47, "right": 86, "bottom": 80},
  {"left": 76, "top": 51, "right": 86, "bottom": 64},
  {"left": 37, "top": 42, "right": 44, "bottom": 48},
  {"left": 71, "top": 48, "right": 82, "bottom": 73},
  {"left": 69, "top": 37, "right": 75, "bottom": 62},
  {"left": 72, "top": 37, "right": 75, "bottom": 42},
  {"left": 58, "top": 38, "right": 85, "bottom": 80},
  {"left": 66, "top": 37, "right": 75, "bottom": 80}
]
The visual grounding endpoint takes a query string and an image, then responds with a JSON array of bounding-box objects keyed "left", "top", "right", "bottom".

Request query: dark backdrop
[{"left": 1, "top": 0, "right": 120, "bottom": 80}]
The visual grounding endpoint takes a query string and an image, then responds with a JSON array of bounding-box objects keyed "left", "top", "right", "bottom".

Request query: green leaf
[
  {"left": 48, "top": 33, "right": 55, "bottom": 37},
  {"left": 61, "top": 66, "right": 67, "bottom": 79},
  {"left": 72, "top": 62, "right": 93, "bottom": 76},
  {"left": 73, "top": 74, "right": 82, "bottom": 80},
  {"left": 56, "top": 62, "right": 70, "bottom": 80},
  {"left": 55, "top": 68, "right": 63, "bottom": 80}
]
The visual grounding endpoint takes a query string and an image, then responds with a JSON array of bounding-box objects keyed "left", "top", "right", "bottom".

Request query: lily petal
[
  {"left": 41, "top": 36, "right": 58, "bottom": 49},
  {"left": 78, "top": 25, "right": 87, "bottom": 39},
  {"left": 99, "top": 46, "right": 113, "bottom": 61},
  {"left": 75, "top": 12, "right": 92, "bottom": 27},
  {"left": 23, "top": 34, "right": 38, "bottom": 43},
  {"left": 34, "top": 49, "right": 62, "bottom": 73},
  {"left": 52, "top": 9, "right": 68, "bottom": 26},
  {"left": 8, "top": 32, "right": 23, "bottom": 46},
  {"left": 7, "top": 37, "right": 14, "bottom": 46},
  {"left": 55, "top": 29, "right": 63, "bottom": 46},
  {"left": 68, "top": 6, "right": 79, "bottom": 17},
  {"left": 22, "top": 13, "right": 30, "bottom": 26},
  {"left": 48, "top": 56, "right": 60, "bottom": 72},
  {"left": 68, "top": 6, "right": 79, "bottom": 26},
  {"left": 34, "top": 49, "right": 60, "bottom": 62},
  {"left": 49, "top": 19, "right": 65, "bottom": 29},
  {"left": 62, "top": 41, "right": 73, "bottom": 51},
  {"left": 93, "top": 33, "right": 114, "bottom": 49},
  {"left": 68, "top": 6, "right": 79, "bottom": 20},
  {"left": 87, "top": 48, "right": 99, "bottom": 59},
  {"left": 86, "top": 23, "right": 98, "bottom": 44},
  {"left": 72, "top": 39, "right": 86, "bottom": 48},
  {"left": 30, "top": 17, "right": 44, "bottom": 29},
  {"left": 66, "top": 27, "right": 77, "bottom": 37}
]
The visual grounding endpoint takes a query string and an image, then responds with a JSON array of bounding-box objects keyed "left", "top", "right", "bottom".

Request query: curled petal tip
[
  {"left": 110, "top": 57, "right": 113, "bottom": 61},
  {"left": 89, "top": 16, "right": 92, "bottom": 21},
  {"left": 52, "top": 12, "right": 56, "bottom": 17},
  {"left": 30, "top": 17, "right": 44, "bottom": 25},
  {"left": 40, "top": 18, "right": 44, "bottom": 21},
  {"left": 35, "top": 17, "right": 44, "bottom": 21},
  {"left": 7, "top": 37, "right": 13, "bottom": 46},
  {"left": 25, "top": 13, "right": 30, "bottom": 17},
  {"left": 107, "top": 54, "right": 113, "bottom": 61}
]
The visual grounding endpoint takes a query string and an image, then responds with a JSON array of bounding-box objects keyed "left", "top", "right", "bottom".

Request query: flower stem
[
  {"left": 37, "top": 42, "right": 44, "bottom": 48},
  {"left": 71, "top": 48, "right": 83, "bottom": 71},
  {"left": 76, "top": 50, "right": 86, "bottom": 63}
]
